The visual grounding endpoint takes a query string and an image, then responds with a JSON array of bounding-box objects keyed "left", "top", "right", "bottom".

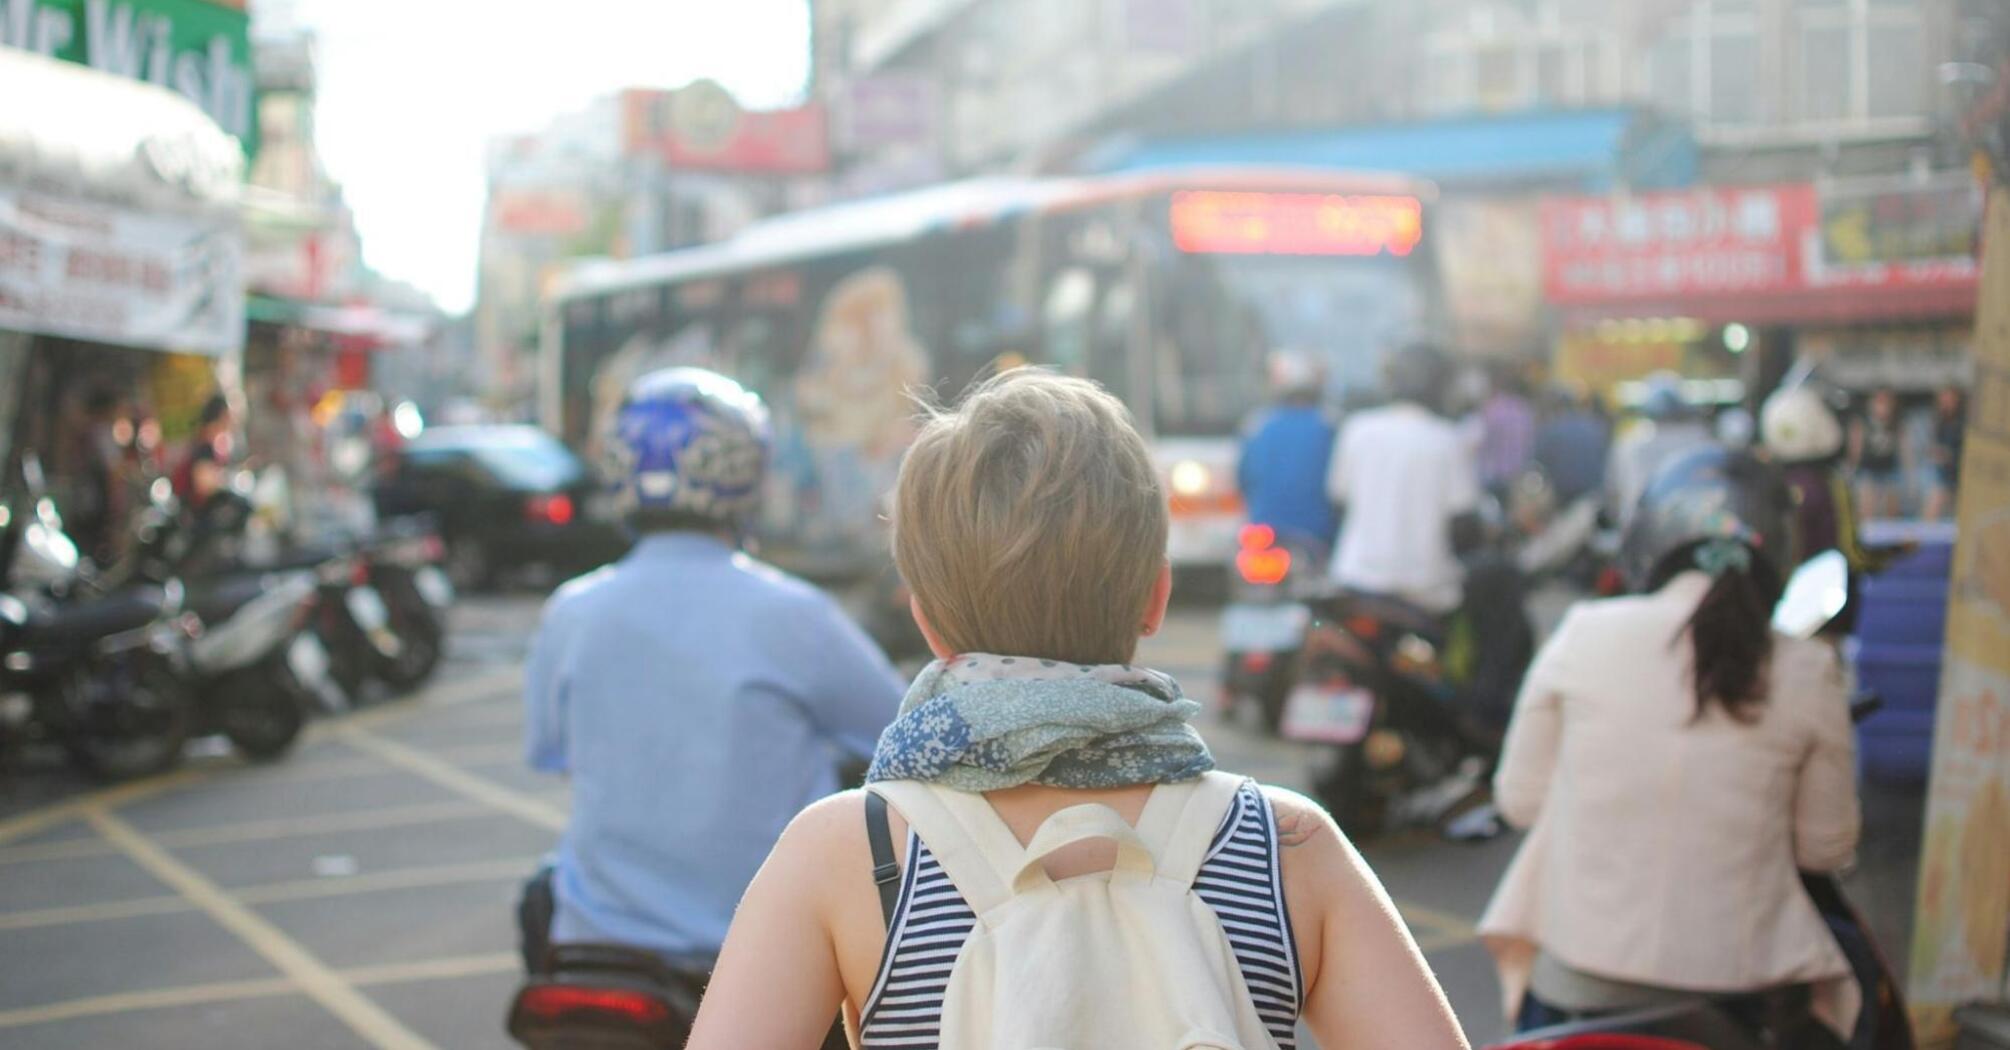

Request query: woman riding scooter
[{"left": 1479, "top": 447, "right": 1863, "bottom": 1047}]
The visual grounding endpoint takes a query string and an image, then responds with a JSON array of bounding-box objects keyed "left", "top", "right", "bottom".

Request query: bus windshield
[{"left": 1152, "top": 253, "right": 1425, "bottom": 437}]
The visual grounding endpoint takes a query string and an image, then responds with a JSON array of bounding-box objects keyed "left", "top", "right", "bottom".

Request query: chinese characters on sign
[
  {"left": 1542, "top": 185, "right": 1812, "bottom": 302},
  {"left": 1541, "top": 181, "right": 1980, "bottom": 317}
]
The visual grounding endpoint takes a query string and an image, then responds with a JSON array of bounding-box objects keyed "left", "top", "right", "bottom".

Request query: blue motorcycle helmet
[{"left": 611, "top": 368, "right": 771, "bottom": 528}]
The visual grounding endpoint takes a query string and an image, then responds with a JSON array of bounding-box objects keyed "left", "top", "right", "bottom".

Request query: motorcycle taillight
[
  {"left": 515, "top": 983, "right": 672, "bottom": 1026},
  {"left": 1235, "top": 524, "right": 1291, "bottom": 586}
]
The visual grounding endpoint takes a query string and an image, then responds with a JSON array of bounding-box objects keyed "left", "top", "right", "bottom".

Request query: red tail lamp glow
[
  {"left": 517, "top": 984, "right": 672, "bottom": 1026},
  {"left": 1236, "top": 524, "right": 1291, "bottom": 585},
  {"left": 526, "top": 493, "right": 576, "bottom": 526}
]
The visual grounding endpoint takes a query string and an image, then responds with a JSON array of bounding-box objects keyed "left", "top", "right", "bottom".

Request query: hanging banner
[
  {"left": 0, "top": 188, "right": 244, "bottom": 355},
  {"left": 0, "top": 0, "right": 255, "bottom": 153},
  {"left": 1909, "top": 185, "right": 2010, "bottom": 1046}
]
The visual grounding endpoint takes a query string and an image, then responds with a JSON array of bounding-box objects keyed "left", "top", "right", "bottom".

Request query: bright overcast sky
[{"left": 253, "top": 0, "right": 811, "bottom": 315}]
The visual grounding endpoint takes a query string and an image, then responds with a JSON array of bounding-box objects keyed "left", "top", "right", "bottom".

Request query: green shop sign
[{"left": 2, "top": 0, "right": 255, "bottom": 153}]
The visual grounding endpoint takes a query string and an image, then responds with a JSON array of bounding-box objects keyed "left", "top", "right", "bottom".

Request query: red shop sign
[{"left": 1541, "top": 184, "right": 1816, "bottom": 305}]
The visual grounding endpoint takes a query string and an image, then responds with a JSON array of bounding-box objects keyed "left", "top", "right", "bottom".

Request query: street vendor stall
[{"left": 0, "top": 45, "right": 245, "bottom": 555}]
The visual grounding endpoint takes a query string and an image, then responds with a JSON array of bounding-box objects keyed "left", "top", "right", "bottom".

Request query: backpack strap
[
  {"left": 863, "top": 789, "right": 900, "bottom": 929},
  {"left": 870, "top": 780, "right": 1023, "bottom": 915},
  {"left": 1134, "top": 771, "right": 1245, "bottom": 888}
]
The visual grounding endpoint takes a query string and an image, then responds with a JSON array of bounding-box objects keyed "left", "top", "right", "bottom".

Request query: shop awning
[
  {"left": 0, "top": 49, "right": 244, "bottom": 356},
  {"left": 0, "top": 47, "right": 241, "bottom": 216},
  {"left": 1088, "top": 108, "right": 1697, "bottom": 191},
  {"left": 248, "top": 295, "right": 433, "bottom": 349}
]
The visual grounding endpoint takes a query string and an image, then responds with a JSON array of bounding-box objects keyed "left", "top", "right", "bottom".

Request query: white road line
[{"left": 84, "top": 806, "right": 439, "bottom": 1050}]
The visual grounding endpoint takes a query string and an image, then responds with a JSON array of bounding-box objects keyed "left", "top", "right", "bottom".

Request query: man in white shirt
[{"left": 1327, "top": 345, "right": 1481, "bottom": 615}]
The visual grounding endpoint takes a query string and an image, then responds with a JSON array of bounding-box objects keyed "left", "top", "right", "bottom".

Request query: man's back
[
  {"left": 1327, "top": 403, "right": 1479, "bottom": 613},
  {"left": 525, "top": 533, "right": 903, "bottom": 958},
  {"left": 1237, "top": 403, "right": 1338, "bottom": 546}
]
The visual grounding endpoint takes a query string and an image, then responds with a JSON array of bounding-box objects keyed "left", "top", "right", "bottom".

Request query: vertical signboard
[{"left": 1909, "top": 187, "right": 2010, "bottom": 1045}]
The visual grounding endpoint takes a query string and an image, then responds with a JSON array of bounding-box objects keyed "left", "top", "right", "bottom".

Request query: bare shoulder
[
  {"left": 782, "top": 790, "right": 868, "bottom": 853},
  {"left": 1260, "top": 785, "right": 1337, "bottom": 850}
]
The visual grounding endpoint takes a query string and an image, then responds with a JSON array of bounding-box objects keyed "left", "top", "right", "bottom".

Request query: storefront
[
  {"left": 1541, "top": 177, "right": 1982, "bottom": 510},
  {"left": 1542, "top": 177, "right": 1981, "bottom": 388},
  {"left": 0, "top": 46, "right": 245, "bottom": 555}
]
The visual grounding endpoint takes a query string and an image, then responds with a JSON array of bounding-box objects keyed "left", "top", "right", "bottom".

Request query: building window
[
  {"left": 1417, "top": 0, "right": 1617, "bottom": 115},
  {"left": 1643, "top": 0, "right": 1762, "bottom": 130},
  {"left": 1793, "top": 0, "right": 1927, "bottom": 126}
]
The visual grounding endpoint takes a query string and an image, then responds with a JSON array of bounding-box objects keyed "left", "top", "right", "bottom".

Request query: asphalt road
[{"left": 0, "top": 592, "right": 1920, "bottom": 1049}]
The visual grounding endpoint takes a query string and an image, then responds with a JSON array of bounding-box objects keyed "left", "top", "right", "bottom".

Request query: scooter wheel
[
  {"left": 64, "top": 657, "right": 191, "bottom": 781},
  {"left": 374, "top": 608, "right": 444, "bottom": 692},
  {"left": 222, "top": 657, "right": 308, "bottom": 762}
]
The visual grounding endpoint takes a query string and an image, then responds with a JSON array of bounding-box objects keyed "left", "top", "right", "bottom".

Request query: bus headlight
[{"left": 1169, "top": 460, "right": 1211, "bottom": 497}]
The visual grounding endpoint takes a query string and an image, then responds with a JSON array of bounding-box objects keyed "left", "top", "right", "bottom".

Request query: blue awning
[{"left": 1088, "top": 108, "right": 1696, "bottom": 191}]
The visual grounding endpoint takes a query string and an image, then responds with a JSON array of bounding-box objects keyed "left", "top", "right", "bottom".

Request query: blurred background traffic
[{"left": 3, "top": 0, "right": 2010, "bottom": 1048}]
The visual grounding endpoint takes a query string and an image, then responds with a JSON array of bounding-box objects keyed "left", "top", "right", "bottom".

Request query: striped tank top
[{"left": 859, "top": 779, "right": 1302, "bottom": 1049}]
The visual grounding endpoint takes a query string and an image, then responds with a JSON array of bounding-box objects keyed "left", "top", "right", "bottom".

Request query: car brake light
[
  {"left": 526, "top": 494, "right": 575, "bottom": 526},
  {"left": 1495, "top": 1029, "right": 1712, "bottom": 1037},
  {"left": 516, "top": 984, "right": 671, "bottom": 1026},
  {"left": 1238, "top": 524, "right": 1276, "bottom": 551}
]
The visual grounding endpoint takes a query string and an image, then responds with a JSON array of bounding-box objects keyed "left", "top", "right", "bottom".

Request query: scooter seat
[
  {"left": 23, "top": 587, "right": 167, "bottom": 646},
  {"left": 1330, "top": 591, "right": 1446, "bottom": 640},
  {"left": 185, "top": 574, "right": 279, "bottom": 624}
]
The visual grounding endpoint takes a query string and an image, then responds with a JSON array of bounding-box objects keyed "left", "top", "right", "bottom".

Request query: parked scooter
[
  {"left": 126, "top": 487, "right": 327, "bottom": 761},
  {"left": 1218, "top": 525, "right": 1324, "bottom": 733},
  {"left": 1485, "top": 552, "right": 1913, "bottom": 1050},
  {"left": 0, "top": 483, "right": 193, "bottom": 780},
  {"left": 352, "top": 521, "right": 452, "bottom": 692}
]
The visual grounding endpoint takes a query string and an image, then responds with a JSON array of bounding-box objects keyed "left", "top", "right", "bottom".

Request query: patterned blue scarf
[{"left": 866, "top": 654, "right": 1215, "bottom": 790}]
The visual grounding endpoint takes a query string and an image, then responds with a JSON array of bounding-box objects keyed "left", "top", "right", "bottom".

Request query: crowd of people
[{"left": 509, "top": 348, "right": 1934, "bottom": 1048}]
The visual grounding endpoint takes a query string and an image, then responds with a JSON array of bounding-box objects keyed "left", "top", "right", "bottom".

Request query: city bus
[{"left": 544, "top": 167, "right": 1442, "bottom": 586}]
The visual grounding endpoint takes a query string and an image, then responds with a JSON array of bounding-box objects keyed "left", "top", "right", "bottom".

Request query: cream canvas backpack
[{"left": 870, "top": 771, "right": 1284, "bottom": 1050}]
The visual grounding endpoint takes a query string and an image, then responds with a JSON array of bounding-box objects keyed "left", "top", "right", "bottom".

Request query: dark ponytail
[{"left": 1656, "top": 543, "right": 1782, "bottom": 723}]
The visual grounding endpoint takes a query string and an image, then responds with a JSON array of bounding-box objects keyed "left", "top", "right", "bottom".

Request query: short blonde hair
[{"left": 893, "top": 370, "right": 1168, "bottom": 665}]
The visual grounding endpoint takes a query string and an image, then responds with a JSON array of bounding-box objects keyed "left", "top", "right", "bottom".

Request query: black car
[{"left": 373, "top": 426, "right": 628, "bottom": 589}]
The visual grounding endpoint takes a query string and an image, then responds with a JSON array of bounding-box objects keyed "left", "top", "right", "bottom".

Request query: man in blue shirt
[
  {"left": 1236, "top": 349, "right": 1337, "bottom": 551},
  {"left": 520, "top": 368, "right": 904, "bottom": 973}
]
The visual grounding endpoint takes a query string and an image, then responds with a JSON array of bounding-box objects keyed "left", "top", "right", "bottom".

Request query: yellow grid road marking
[
  {"left": 0, "top": 854, "right": 542, "bottom": 931},
  {"left": 84, "top": 806, "right": 438, "bottom": 1050},
  {"left": 337, "top": 728, "right": 564, "bottom": 831},
  {"left": 0, "top": 666, "right": 522, "bottom": 850},
  {"left": 0, "top": 975, "right": 299, "bottom": 1030},
  {"left": 0, "top": 952, "right": 522, "bottom": 1031},
  {"left": 235, "top": 856, "right": 539, "bottom": 906},
  {"left": 0, "top": 799, "right": 496, "bottom": 867},
  {"left": 345, "top": 951, "right": 520, "bottom": 986}
]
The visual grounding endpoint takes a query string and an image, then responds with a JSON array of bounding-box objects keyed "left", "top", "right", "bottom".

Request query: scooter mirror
[{"left": 1773, "top": 549, "right": 1848, "bottom": 639}]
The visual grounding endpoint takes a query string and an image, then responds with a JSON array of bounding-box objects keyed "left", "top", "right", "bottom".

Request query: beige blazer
[{"left": 1478, "top": 572, "right": 1862, "bottom": 1035}]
